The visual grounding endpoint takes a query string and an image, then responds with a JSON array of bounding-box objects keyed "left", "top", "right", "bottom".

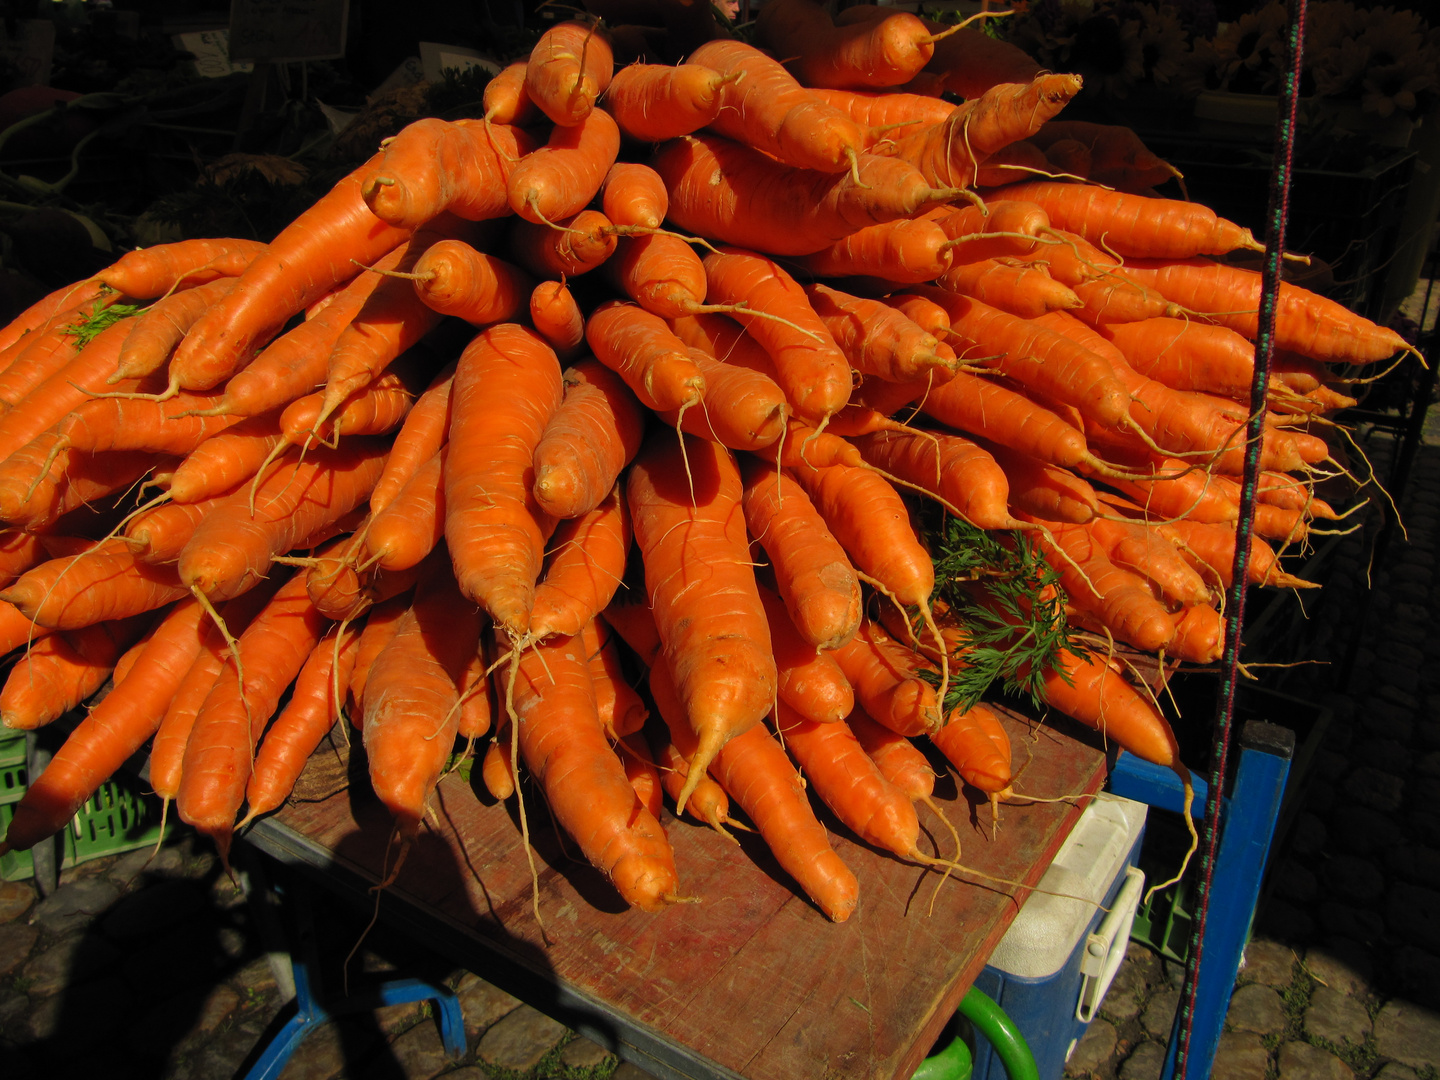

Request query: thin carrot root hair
[
  {"left": 495, "top": 638, "right": 551, "bottom": 941},
  {"left": 527, "top": 198, "right": 586, "bottom": 237},
  {"left": 188, "top": 584, "right": 252, "bottom": 733},
  {"left": 911, "top": 849, "right": 1119, "bottom": 908},
  {"left": 1143, "top": 765, "right": 1197, "bottom": 906},
  {"left": 601, "top": 223, "right": 722, "bottom": 255},
  {"left": 85, "top": 377, "right": 181, "bottom": 404}
]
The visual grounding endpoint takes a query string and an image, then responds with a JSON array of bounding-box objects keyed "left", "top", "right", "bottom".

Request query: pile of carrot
[{"left": 0, "top": 4, "right": 1401, "bottom": 922}]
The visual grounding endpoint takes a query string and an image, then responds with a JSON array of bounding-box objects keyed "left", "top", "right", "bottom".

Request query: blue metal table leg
[
  {"left": 1161, "top": 721, "right": 1294, "bottom": 1080},
  {"left": 241, "top": 861, "right": 469, "bottom": 1074}
]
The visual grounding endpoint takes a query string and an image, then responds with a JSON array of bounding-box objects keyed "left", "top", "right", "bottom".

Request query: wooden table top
[{"left": 247, "top": 708, "right": 1110, "bottom": 1080}]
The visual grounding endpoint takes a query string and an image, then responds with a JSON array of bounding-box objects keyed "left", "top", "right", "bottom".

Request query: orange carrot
[
  {"left": 360, "top": 119, "right": 536, "bottom": 229},
  {"left": 530, "top": 486, "right": 632, "bottom": 641},
  {"left": 931, "top": 703, "right": 1013, "bottom": 795},
  {"left": 508, "top": 209, "right": 618, "bottom": 278},
  {"left": 1039, "top": 647, "right": 1182, "bottom": 770},
  {"left": 627, "top": 431, "right": 777, "bottom": 812},
  {"left": 604, "top": 63, "right": 736, "bottom": 142},
  {"left": 170, "top": 152, "right": 411, "bottom": 394},
  {"left": 689, "top": 39, "right": 868, "bottom": 174},
  {"left": 483, "top": 61, "right": 536, "bottom": 125},
  {"left": 525, "top": 19, "right": 615, "bottom": 127},
  {"left": 702, "top": 247, "right": 851, "bottom": 424},
  {"left": 404, "top": 240, "right": 533, "bottom": 326},
  {"left": 620, "top": 733, "right": 665, "bottom": 822},
  {"left": 97, "top": 238, "right": 268, "bottom": 300},
  {"left": 532, "top": 358, "right": 647, "bottom": 520},
  {"left": 363, "top": 553, "right": 482, "bottom": 841},
  {"left": 445, "top": 324, "right": 563, "bottom": 639},
  {"left": 828, "top": 619, "right": 942, "bottom": 737},
  {"left": 505, "top": 627, "right": 680, "bottom": 911},
  {"left": 508, "top": 107, "right": 621, "bottom": 225},
  {"left": 178, "top": 438, "right": 389, "bottom": 603},
  {"left": 757, "top": 583, "right": 854, "bottom": 724},
  {"left": 937, "top": 259, "right": 1083, "bottom": 318},
  {"left": 347, "top": 589, "right": 414, "bottom": 717},
  {"left": 528, "top": 280, "right": 586, "bottom": 361},
  {"left": 585, "top": 300, "right": 706, "bottom": 412},
  {"left": 0, "top": 613, "right": 152, "bottom": 730},
  {"left": 739, "top": 455, "right": 861, "bottom": 651},
  {"left": 165, "top": 413, "right": 284, "bottom": 504},
  {"left": 369, "top": 361, "right": 455, "bottom": 516},
  {"left": 583, "top": 616, "right": 647, "bottom": 739},
  {"left": 656, "top": 348, "right": 789, "bottom": 452},
  {"left": 848, "top": 707, "right": 936, "bottom": 801},
  {"left": 243, "top": 625, "right": 361, "bottom": 823},
  {"left": 0, "top": 538, "right": 187, "bottom": 630}
]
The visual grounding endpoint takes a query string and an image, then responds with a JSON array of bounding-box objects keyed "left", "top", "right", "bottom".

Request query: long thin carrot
[{"left": 530, "top": 486, "right": 631, "bottom": 642}]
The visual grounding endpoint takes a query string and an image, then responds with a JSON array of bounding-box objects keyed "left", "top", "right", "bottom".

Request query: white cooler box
[{"left": 969, "top": 793, "right": 1148, "bottom": 1080}]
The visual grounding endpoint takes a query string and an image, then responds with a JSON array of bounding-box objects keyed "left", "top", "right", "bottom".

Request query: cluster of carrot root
[{"left": 0, "top": 8, "right": 1408, "bottom": 924}]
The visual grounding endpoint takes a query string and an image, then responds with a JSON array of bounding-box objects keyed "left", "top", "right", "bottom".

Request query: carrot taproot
[
  {"left": 605, "top": 63, "right": 736, "bottom": 143},
  {"left": 656, "top": 348, "right": 789, "bottom": 451},
  {"left": 1167, "top": 604, "right": 1223, "bottom": 665},
  {"left": 530, "top": 486, "right": 632, "bottom": 641},
  {"left": 1039, "top": 647, "right": 1182, "bottom": 770},
  {"left": 533, "top": 359, "right": 646, "bottom": 521},
  {"left": 177, "top": 566, "right": 330, "bottom": 857},
  {"left": 0, "top": 612, "right": 152, "bottom": 730},
  {"left": 445, "top": 324, "right": 563, "bottom": 639},
  {"left": 1100, "top": 317, "right": 1261, "bottom": 400},
  {"left": 97, "top": 238, "right": 269, "bottom": 300},
  {"left": 689, "top": 39, "right": 868, "bottom": 175},
  {"left": 508, "top": 209, "right": 619, "bottom": 278},
  {"left": 0, "top": 597, "right": 209, "bottom": 853},
  {"left": 360, "top": 119, "right": 536, "bottom": 230},
  {"left": 364, "top": 447, "right": 446, "bottom": 574},
  {"left": 367, "top": 360, "right": 454, "bottom": 517},
  {"left": 1121, "top": 257, "right": 1409, "bottom": 364},
  {"left": 178, "top": 438, "right": 389, "bottom": 603},
  {"left": 347, "top": 588, "right": 414, "bottom": 717},
  {"left": 758, "top": 0, "right": 945, "bottom": 90},
  {"left": 0, "top": 298, "right": 116, "bottom": 413},
  {"left": 619, "top": 733, "right": 664, "bottom": 822},
  {"left": 0, "top": 279, "right": 111, "bottom": 360},
  {"left": 401, "top": 239, "right": 534, "bottom": 326},
  {"left": 858, "top": 427, "right": 1020, "bottom": 530},
  {"left": 529, "top": 280, "right": 586, "bottom": 361},
  {"left": 484, "top": 60, "right": 536, "bottom": 125},
  {"left": 110, "top": 277, "right": 237, "bottom": 382},
  {"left": 802, "top": 217, "right": 957, "bottom": 284},
  {"left": 931, "top": 702, "right": 1012, "bottom": 795},
  {"left": 1001, "top": 180, "right": 1260, "bottom": 258},
  {"left": 1085, "top": 516, "right": 1212, "bottom": 608},
  {"left": 0, "top": 538, "right": 187, "bottom": 630},
  {"left": 808, "top": 283, "right": 953, "bottom": 384},
  {"left": 526, "top": 19, "right": 615, "bottom": 127},
  {"left": 605, "top": 232, "right": 710, "bottom": 320},
  {"left": 505, "top": 626, "right": 680, "bottom": 911},
  {"left": 847, "top": 707, "right": 936, "bottom": 802},
  {"left": 910, "top": 289, "right": 1131, "bottom": 429},
  {"left": 982, "top": 439, "right": 1100, "bottom": 524},
  {"left": 811, "top": 87, "right": 955, "bottom": 132},
  {"left": 710, "top": 718, "right": 861, "bottom": 920},
  {"left": 643, "top": 674, "right": 738, "bottom": 838},
  {"left": 1161, "top": 517, "right": 1310, "bottom": 590},
  {"left": 1028, "top": 121, "right": 1178, "bottom": 191},
  {"left": 242, "top": 625, "right": 361, "bottom": 825},
  {"left": 508, "top": 107, "right": 621, "bottom": 226},
  {"left": 829, "top": 618, "right": 942, "bottom": 737},
  {"left": 652, "top": 133, "right": 959, "bottom": 257},
  {"left": 170, "top": 152, "right": 411, "bottom": 394},
  {"left": 879, "top": 74, "right": 1083, "bottom": 190},
  {"left": 164, "top": 413, "right": 283, "bottom": 504},
  {"left": 584, "top": 299, "right": 706, "bottom": 413},
  {"left": 627, "top": 431, "right": 777, "bottom": 812},
  {"left": 739, "top": 455, "right": 861, "bottom": 651},
  {"left": 361, "top": 552, "right": 482, "bottom": 843},
  {"left": 702, "top": 248, "right": 850, "bottom": 424},
  {"left": 756, "top": 582, "right": 854, "bottom": 724},
  {"left": 936, "top": 259, "right": 1079, "bottom": 318},
  {"left": 582, "top": 616, "right": 647, "bottom": 739},
  {"left": 482, "top": 731, "right": 516, "bottom": 801},
  {"left": 1033, "top": 521, "right": 1177, "bottom": 653}
]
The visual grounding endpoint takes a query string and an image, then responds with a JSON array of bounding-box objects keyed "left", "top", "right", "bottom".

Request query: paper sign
[
  {"left": 229, "top": 0, "right": 350, "bottom": 63},
  {"left": 173, "top": 29, "right": 254, "bottom": 78}
]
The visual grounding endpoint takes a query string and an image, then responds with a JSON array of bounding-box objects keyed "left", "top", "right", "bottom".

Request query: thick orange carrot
[
  {"left": 1033, "top": 522, "right": 1177, "bottom": 654},
  {"left": 656, "top": 348, "right": 789, "bottom": 452},
  {"left": 96, "top": 238, "right": 268, "bottom": 300},
  {"left": 0, "top": 539, "right": 186, "bottom": 630},
  {"left": 605, "top": 63, "right": 735, "bottom": 142},
  {"left": 360, "top": 119, "right": 536, "bottom": 229},
  {"left": 530, "top": 486, "right": 632, "bottom": 641},
  {"left": 0, "top": 613, "right": 152, "bottom": 730},
  {"left": 710, "top": 719, "right": 860, "bottom": 921},
  {"left": 532, "top": 359, "right": 647, "bottom": 520},
  {"left": 508, "top": 107, "right": 621, "bottom": 225},
  {"left": 627, "top": 431, "right": 777, "bottom": 812},
  {"left": 363, "top": 554, "right": 482, "bottom": 840},
  {"left": 405, "top": 240, "right": 533, "bottom": 326},
  {"left": 445, "top": 324, "right": 563, "bottom": 639},
  {"left": 758, "top": 583, "right": 854, "bottom": 724},
  {"left": 176, "top": 566, "right": 329, "bottom": 858},
  {"left": 483, "top": 61, "right": 536, "bottom": 125},
  {"left": 848, "top": 707, "right": 936, "bottom": 802},
  {"left": 853, "top": 427, "right": 1018, "bottom": 530},
  {"left": 739, "top": 455, "right": 861, "bottom": 651},
  {"left": 690, "top": 39, "right": 867, "bottom": 174},
  {"left": 702, "top": 248, "right": 851, "bottom": 424},
  {"left": 1038, "top": 648, "right": 1182, "bottom": 769},
  {"left": 585, "top": 300, "right": 706, "bottom": 412},
  {"left": 347, "top": 589, "right": 414, "bottom": 717},
  {"left": 508, "top": 209, "right": 618, "bottom": 278},
  {"left": 653, "top": 133, "right": 958, "bottom": 257},
  {"left": 938, "top": 259, "right": 1083, "bottom": 318},
  {"left": 583, "top": 617, "right": 647, "bottom": 739},
  {"left": 828, "top": 619, "right": 941, "bottom": 737},
  {"left": 529, "top": 281, "right": 586, "bottom": 360},
  {"left": 0, "top": 598, "right": 208, "bottom": 852},
  {"left": 110, "top": 277, "right": 237, "bottom": 382},
  {"left": 931, "top": 703, "right": 1013, "bottom": 794},
  {"left": 506, "top": 627, "right": 680, "bottom": 911},
  {"left": 525, "top": 19, "right": 615, "bottom": 127},
  {"left": 806, "top": 283, "right": 951, "bottom": 382}
]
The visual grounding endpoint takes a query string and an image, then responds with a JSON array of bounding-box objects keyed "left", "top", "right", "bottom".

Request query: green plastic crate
[{"left": 0, "top": 730, "right": 170, "bottom": 882}]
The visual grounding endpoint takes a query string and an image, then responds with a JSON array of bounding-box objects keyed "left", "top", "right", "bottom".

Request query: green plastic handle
[
  {"left": 959, "top": 986, "right": 1040, "bottom": 1080},
  {"left": 911, "top": 1033, "right": 973, "bottom": 1080}
]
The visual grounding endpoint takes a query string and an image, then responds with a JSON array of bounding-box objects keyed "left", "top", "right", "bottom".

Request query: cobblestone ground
[{"left": 2, "top": 430, "right": 1437, "bottom": 1080}]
